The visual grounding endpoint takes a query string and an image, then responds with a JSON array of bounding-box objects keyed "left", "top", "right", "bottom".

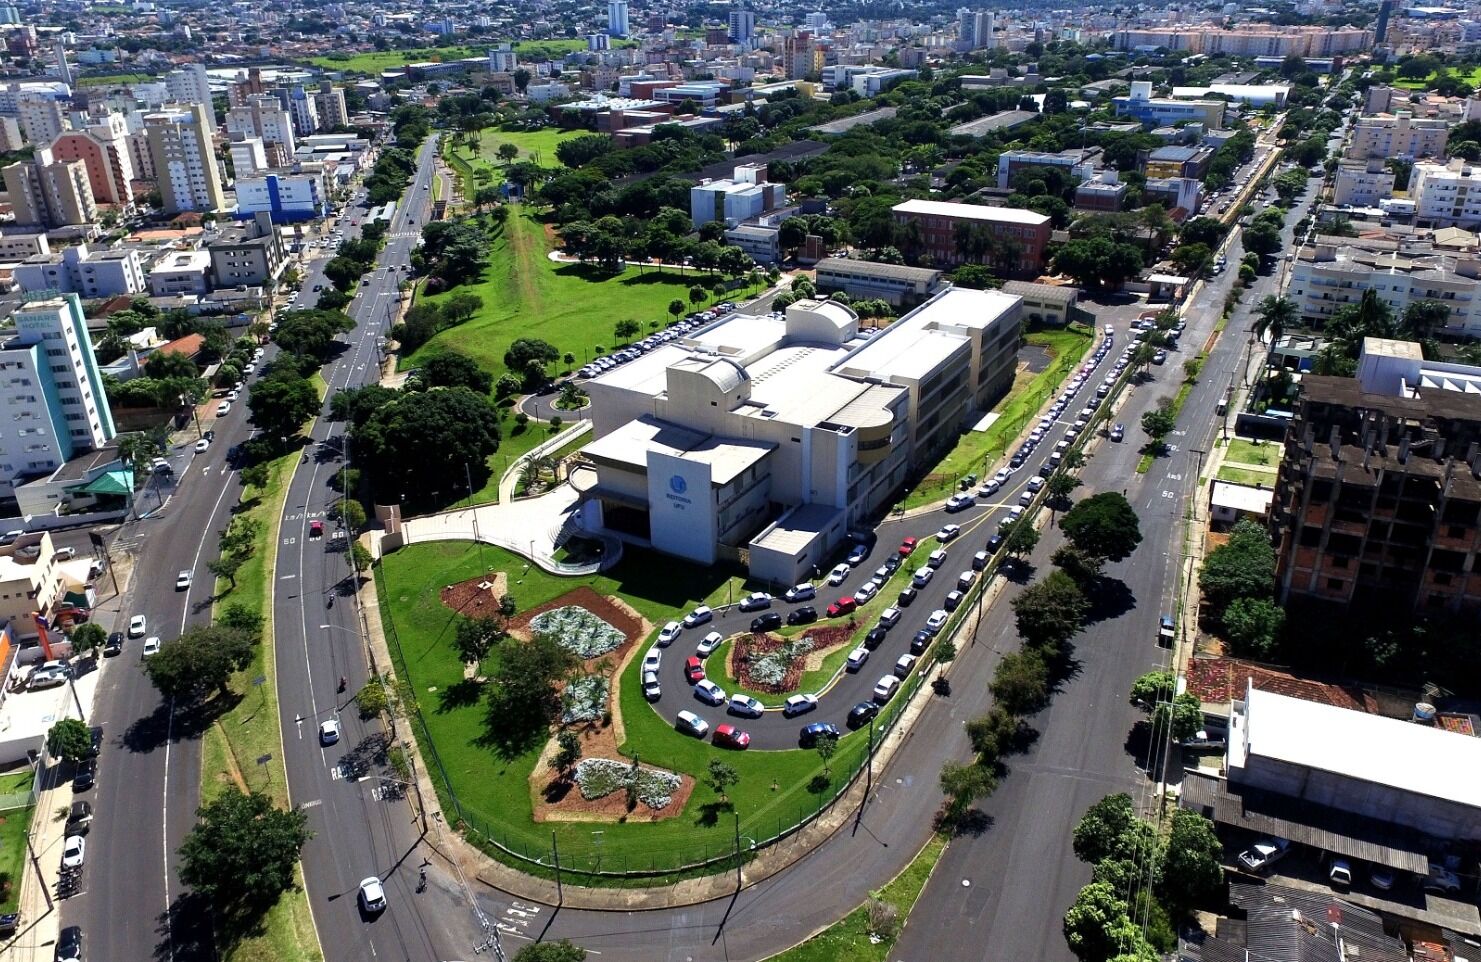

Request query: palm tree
[{"left": 1252, "top": 295, "right": 1297, "bottom": 349}]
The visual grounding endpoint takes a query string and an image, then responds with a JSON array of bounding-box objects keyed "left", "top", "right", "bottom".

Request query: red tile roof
[
  {"left": 1186, "top": 656, "right": 1376, "bottom": 712},
  {"left": 158, "top": 333, "right": 204, "bottom": 358}
]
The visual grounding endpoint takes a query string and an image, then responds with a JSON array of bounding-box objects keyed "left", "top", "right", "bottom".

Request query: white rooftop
[
  {"left": 838, "top": 287, "right": 1020, "bottom": 383},
  {"left": 1209, "top": 480, "right": 1275, "bottom": 514},
  {"left": 582, "top": 415, "right": 772, "bottom": 485},
  {"left": 1234, "top": 687, "right": 1481, "bottom": 810},
  {"left": 892, "top": 198, "right": 1050, "bottom": 228}
]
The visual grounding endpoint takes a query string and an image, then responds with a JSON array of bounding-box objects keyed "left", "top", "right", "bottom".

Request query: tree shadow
[
  {"left": 340, "top": 732, "right": 390, "bottom": 781},
  {"left": 124, "top": 692, "right": 241, "bottom": 755},
  {"left": 542, "top": 778, "right": 573, "bottom": 804},
  {"left": 950, "top": 809, "right": 996, "bottom": 838},
  {"left": 434, "top": 678, "right": 483, "bottom": 713},
  {"left": 806, "top": 773, "right": 831, "bottom": 794},
  {"left": 694, "top": 801, "right": 731, "bottom": 828},
  {"left": 156, "top": 891, "right": 221, "bottom": 962},
  {"left": 1124, "top": 718, "right": 1153, "bottom": 769},
  {"left": 1000, "top": 558, "right": 1035, "bottom": 584},
  {"left": 1082, "top": 575, "right": 1136, "bottom": 626}
]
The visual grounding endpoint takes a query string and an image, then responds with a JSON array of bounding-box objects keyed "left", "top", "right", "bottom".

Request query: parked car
[
  {"left": 684, "top": 656, "right": 705, "bottom": 683},
  {"left": 64, "top": 801, "right": 92, "bottom": 837},
  {"left": 675, "top": 710, "right": 710, "bottom": 738},
  {"left": 972, "top": 550, "right": 989, "bottom": 571},
  {"left": 142, "top": 637, "right": 161, "bottom": 656},
  {"left": 935, "top": 524, "right": 961, "bottom": 543},
  {"left": 55, "top": 925, "right": 82, "bottom": 962},
  {"left": 827, "top": 564, "right": 850, "bottom": 585},
  {"left": 693, "top": 679, "right": 727, "bottom": 705},
  {"left": 846, "top": 542, "right": 870, "bottom": 565},
  {"left": 945, "top": 493, "right": 973, "bottom": 513},
  {"left": 924, "top": 609, "right": 949, "bottom": 635},
  {"left": 642, "top": 648, "right": 661, "bottom": 673},
  {"left": 750, "top": 612, "right": 783, "bottom": 633},
  {"left": 713, "top": 724, "right": 750, "bottom": 750},
  {"left": 642, "top": 671, "right": 662, "bottom": 701},
  {"left": 926, "top": 549, "right": 948, "bottom": 569},
  {"left": 943, "top": 590, "right": 964, "bottom": 611},
  {"left": 910, "top": 630, "right": 933, "bottom": 655},
  {"left": 61, "top": 834, "right": 85, "bottom": 869},
  {"left": 657, "top": 621, "right": 682, "bottom": 646},
  {"left": 872, "top": 675, "right": 901, "bottom": 702},
  {"left": 799, "top": 721, "right": 841, "bottom": 746},
  {"left": 894, "top": 653, "right": 918, "bottom": 678},
  {"left": 863, "top": 626, "right": 888, "bottom": 650},
  {"left": 784, "top": 583, "right": 816, "bottom": 602},
  {"left": 28, "top": 663, "right": 70, "bottom": 690},
  {"left": 854, "top": 581, "right": 879, "bottom": 604},
  {"left": 1237, "top": 838, "right": 1290, "bottom": 873},
  {"left": 877, "top": 606, "right": 901, "bottom": 629},
  {"left": 897, "top": 585, "right": 918, "bottom": 607},
  {"left": 787, "top": 605, "right": 818, "bottom": 626},
  {"left": 783, "top": 693, "right": 819, "bottom": 717},
  {"left": 72, "top": 758, "right": 96, "bottom": 791},
  {"left": 1110, "top": 423, "right": 1125, "bottom": 442},
  {"left": 1425, "top": 859, "right": 1463, "bottom": 894},
  {"left": 897, "top": 537, "right": 919, "bottom": 557},
  {"left": 738, "top": 592, "right": 773, "bottom": 612},
  {"left": 846, "top": 646, "right": 870, "bottom": 671},
  {"left": 826, "top": 597, "right": 857, "bottom": 617},
  {"left": 682, "top": 605, "right": 714, "bottom": 628},
  {"left": 728, "top": 694, "right": 764, "bottom": 717},
  {"left": 696, "top": 631, "right": 724, "bottom": 656},
  {"left": 1329, "top": 858, "right": 1354, "bottom": 888},
  {"left": 847, "top": 701, "right": 879, "bottom": 729},
  {"left": 128, "top": 614, "right": 147, "bottom": 637},
  {"left": 912, "top": 567, "right": 934, "bottom": 589}
]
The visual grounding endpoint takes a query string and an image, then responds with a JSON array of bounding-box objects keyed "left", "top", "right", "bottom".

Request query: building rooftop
[
  {"left": 806, "top": 106, "right": 897, "bottom": 135},
  {"left": 150, "top": 250, "right": 210, "bottom": 271},
  {"left": 947, "top": 109, "right": 1038, "bottom": 137},
  {"left": 1232, "top": 686, "right": 1481, "bottom": 811},
  {"left": 1001, "top": 280, "right": 1078, "bottom": 304},
  {"left": 892, "top": 198, "right": 1050, "bottom": 227},
  {"left": 814, "top": 257, "right": 941, "bottom": 283},
  {"left": 837, "top": 287, "right": 1020, "bottom": 382},
  {"left": 582, "top": 414, "right": 772, "bottom": 485}
]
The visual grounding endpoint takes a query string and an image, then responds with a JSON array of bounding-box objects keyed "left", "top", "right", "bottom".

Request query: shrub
[
  {"left": 572, "top": 758, "right": 681, "bottom": 809},
  {"left": 530, "top": 606, "right": 624, "bottom": 659}
]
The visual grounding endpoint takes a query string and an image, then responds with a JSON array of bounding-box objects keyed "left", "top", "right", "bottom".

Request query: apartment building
[
  {"left": 281, "top": 85, "right": 319, "bottom": 137},
  {"left": 234, "top": 167, "right": 329, "bottom": 222},
  {"left": 1332, "top": 160, "right": 1396, "bottom": 208},
  {"left": 144, "top": 103, "right": 227, "bottom": 214},
  {"left": 15, "top": 92, "right": 66, "bottom": 146},
  {"left": 164, "top": 63, "right": 213, "bottom": 115},
  {"left": 1345, "top": 113, "right": 1448, "bottom": 161},
  {"left": 147, "top": 250, "right": 211, "bottom": 295},
  {"left": 13, "top": 243, "right": 146, "bottom": 297},
  {"left": 208, "top": 212, "right": 285, "bottom": 288},
  {"left": 1112, "top": 24, "right": 1372, "bottom": 56},
  {"left": 891, "top": 198, "right": 1051, "bottom": 275},
  {"left": 229, "top": 137, "right": 268, "bottom": 178},
  {"left": 315, "top": 82, "right": 348, "bottom": 131},
  {"left": 0, "top": 233, "right": 48, "bottom": 260},
  {"left": 0, "top": 293, "right": 115, "bottom": 503},
  {"left": 2, "top": 148, "right": 97, "bottom": 228},
  {"left": 48, "top": 113, "right": 135, "bottom": 208},
  {"left": 1409, "top": 159, "right": 1481, "bottom": 228},
  {"left": 226, "top": 95, "right": 297, "bottom": 164},
  {"left": 1273, "top": 349, "right": 1481, "bottom": 612},
  {"left": 1288, "top": 233, "right": 1481, "bottom": 337}
]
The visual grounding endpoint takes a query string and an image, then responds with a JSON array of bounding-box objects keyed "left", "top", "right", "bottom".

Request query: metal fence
[{"left": 0, "top": 787, "right": 36, "bottom": 812}]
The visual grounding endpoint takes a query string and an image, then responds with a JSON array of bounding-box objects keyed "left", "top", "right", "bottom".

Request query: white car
[
  {"left": 783, "top": 583, "right": 816, "bottom": 602},
  {"left": 641, "top": 648, "right": 661, "bottom": 673},
  {"left": 827, "top": 563, "right": 850, "bottom": 586},
  {"left": 641, "top": 671, "right": 661, "bottom": 701},
  {"left": 676, "top": 710, "right": 709, "bottom": 737},
  {"left": 783, "top": 693, "right": 819, "bottom": 717},
  {"left": 216, "top": 401, "right": 231, "bottom": 416},
  {"left": 872, "top": 675, "right": 901, "bottom": 702},
  {"left": 176, "top": 570, "right": 193, "bottom": 590},
  {"left": 319, "top": 720, "right": 340, "bottom": 745},
  {"left": 878, "top": 606, "right": 901, "bottom": 629},
  {"left": 728, "top": 693, "right": 764, "bottom": 717},
  {"left": 1026, "top": 476, "right": 1045, "bottom": 492},
  {"left": 61, "top": 834, "right": 85, "bottom": 868},
  {"left": 854, "top": 581, "right": 878, "bottom": 603},
  {"left": 737, "top": 592, "right": 773, "bottom": 612},
  {"left": 979, "top": 479, "right": 1001, "bottom": 497},
  {"left": 226, "top": 390, "right": 239, "bottom": 402},
  {"left": 128, "top": 614, "right": 147, "bottom": 638},
  {"left": 696, "top": 631, "right": 724, "bottom": 657},
  {"left": 993, "top": 469, "right": 1011, "bottom": 484},
  {"left": 894, "top": 653, "right": 918, "bottom": 678},
  {"left": 657, "top": 621, "right": 682, "bottom": 646},
  {"left": 142, "top": 636, "right": 162, "bottom": 656},
  {"left": 924, "top": 609, "right": 949, "bottom": 634},
  {"left": 693, "top": 679, "right": 727, "bottom": 705},
  {"left": 912, "top": 567, "right": 934, "bottom": 588},
  {"left": 936, "top": 524, "right": 961, "bottom": 542},
  {"left": 846, "top": 646, "right": 870, "bottom": 671},
  {"left": 359, "top": 876, "right": 387, "bottom": 913},
  {"left": 682, "top": 606, "right": 713, "bottom": 628},
  {"left": 945, "top": 493, "right": 974, "bottom": 512},
  {"left": 194, "top": 438, "right": 210, "bottom": 453}
]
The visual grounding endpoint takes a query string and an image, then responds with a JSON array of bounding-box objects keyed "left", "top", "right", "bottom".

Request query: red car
[
  {"left": 309, "top": 519, "right": 324, "bottom": 538},
  {"left": 826, "top": 596, "right": 858, "bottom": 618},
  {"left": 684, "top": 656, "right": 705, "bottom": 683},
  {"left": 713, "top": 724, "right": 751, "bottom": 750},
  {"left": 898, "top": 537, "right": 919, "bottom": 557}
]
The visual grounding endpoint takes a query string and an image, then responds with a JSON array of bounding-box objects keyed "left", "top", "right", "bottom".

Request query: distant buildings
[
  {"left": 728, "top": 7, "right": 755, "bottom": 43},
  {"left": 1111, "top": 24, "right": 1372, "bottom": 56},
  {"left": 15, "top": 92, "right": 67, "bottom": 146},
  {"left": 813, "top": 257, "right": 944, "bottom": 306},
  {"left": 227, "top": 95, "right": 297, "bottom": 165},
  {"left": 1113, "top": 81, "right": 1226, "bottom": 129},
  {"left": 488, "top": 43, "right": 518, "bottom": 73},
  {"left": 689, "top": 164, "right": 786, "bottom": 228},
  {"left": 607, "top": 0, "right": 629, "bottom": 38},
  {"left": 891, "top": 199, "right": 1052, "bottom": 275}
]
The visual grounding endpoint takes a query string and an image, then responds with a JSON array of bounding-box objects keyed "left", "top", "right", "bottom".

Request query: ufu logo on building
[{"left": 665, "top": 473, "right": 692, "bottom": 507}]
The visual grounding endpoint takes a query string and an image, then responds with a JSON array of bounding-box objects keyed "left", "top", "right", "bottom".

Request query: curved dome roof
[{"left": 698, "top": 356, "right": 750, "bottom": 393}]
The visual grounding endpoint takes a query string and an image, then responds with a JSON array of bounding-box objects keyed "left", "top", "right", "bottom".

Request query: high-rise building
[
  {"left": 15, "top": 92, "right": 67, "bottom": 147},
  {"left": 804, "top": 11, "right": 828, "bottom": 31},
  {"left": 228, "top": 66, "right": 268, "bottom": 108},
  {"left": 728, "top": 6, "right": 755, "bottom": 42},
  {"left": 0, "top": 5, "right": 20, "bottom": 24},
  {"left": 48, "top": 113, "right": 135, "bottom": 208},
  {"left": 279, "top": 85, "right": 320, "bottom": 136},
  {"left": 315, "top": 81, "right": 348, "bottom": 130},
  {"left": 144, "top": 103, "right": 227, "bottom": 214},
  {"left": 957, "top": 8, "right": 976, "bottom": 47},
  {"left": 1375, "top": 0, "right": 1394, "bottom": 44},
  {"left": 0, "top": 292, "right": 115, "bottom": 503},
  {"left": 226, "top": 94, "right": 296, "bottom": 160},
  {"left": 973, "top": 11, "right": 995, "bottom": 49},
  {"left": 2, "top": 147, "right": 98, "bottom": 227},
  {"left": 164, "top": 63, "right": 213, "bottom": 116},
  {"left": 228, "top": 137, "right": 268, "bottom": 178},
  {"left": 607, "top": 0, "right": 629, "bottom": 38},
  {"left": 52, "top": 40, "right": 71, "bottom": 87},
  {"left": 488, "top": 42, "right": 518, "bottom": 72}
]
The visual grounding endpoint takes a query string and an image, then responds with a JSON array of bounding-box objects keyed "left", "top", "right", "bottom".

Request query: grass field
[
  {"left": 309, "top": 46, "right": 486, "bottom": 74},
  {"left": 1225, "top": 438, "right": 1278, "bottom": 466},
  {"left": 0, "top": 770, "right": 34, "bottom": 795},
  {"left": 767, "top": 834, "right": 947, "bottom": 962},
  {"left": 406, "top": 207, "right": 765, "bottom": 383},
  {"left": 76, "top": 72, "right": 151, "bottom": 87},
  {"left": 378, "top": 541, "right": 911, "bottom": 879},
  {"left": 201, "top": 451, "right": 322, "bottom": 962},
  {"left": 1216, "top": 465, "right": 1276, "bottom": 486},
  {"left": 1393, "top": 66, "right": 1481, "bottom": 90},
  {"left": 902, "top": 327, "right": 1094, "bottom": 509},
  {"left": 0, "top": 800, "right": 34, "bottom": 914},
  {"left": 446, "top": 127, "right": 585, "bottom": 186}
]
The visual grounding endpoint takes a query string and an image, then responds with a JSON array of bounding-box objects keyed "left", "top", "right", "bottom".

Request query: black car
[
  {"left": 1009, "top": 454, "right": 1024, "bottom": 469},
  {"left": 863, "top": 626, "right": 889, "bottom": 650},
  {"left": 897, "top": 586, "right": 918, "bottom": 607},
  {"left": 847, "top": 701, "right": 880, "bottom": 729},
  {"left": 799, "top": 721, "right": 842, "bottom": 746},
  {"left": 910, "top": 630, "right": 932, "bottom": 655},
  {"left": 55, "top": 925, "right": 81, "bottom": 962},
  {"left": 986, "top": 534, "right": 1003, "bottom": 552},
  {"left": 102, "top": 632, "right": 123, "bottom": 657},
  {"left": 86, "top": 726, "right": 103, "bottom": 758},
  {"left": 786, "top": 605, "right": 818, "bottom": 626},
  {"left": 883, "top": 555, "right": 901, "bottom": 574},
  {"left": 64, "top": 800, "right": 92, "bottom": 836},
  {"left": 750, "top": 612, "right": 783, "bottom": 633},
  {"left": 72, "top": 758, "right": 96, "bottom": 792}
]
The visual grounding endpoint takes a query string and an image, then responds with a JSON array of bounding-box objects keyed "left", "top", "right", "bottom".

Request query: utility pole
[
  {"left": 551, "top": 831, "right": 563, "bottom": 904},
  {"left": 733, "top": 808, "right": 742, "bottom": 889}
]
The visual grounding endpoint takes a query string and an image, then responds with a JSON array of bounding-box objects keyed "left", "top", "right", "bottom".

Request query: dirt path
[{"left": 508, "top": 208, "right": 542, "bottom": 312}]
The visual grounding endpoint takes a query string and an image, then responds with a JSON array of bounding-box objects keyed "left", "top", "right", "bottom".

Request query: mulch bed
[
  {"left": 506, "top": 586, "right": 646, "bottom": 658},
  {"left": 732, "top": 624, "right": 855, "bottom": 694},
  {"left": 528, "top": 720, "right": 694, "bottom": 824},
  {"left": 439, "top": 571, "right": 510, "bottom": 620}
]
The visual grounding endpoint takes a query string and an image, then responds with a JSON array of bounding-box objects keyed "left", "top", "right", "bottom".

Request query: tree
[
  {"left": 247, "top": 369, "right": 318, "bottom": 439},
  {"left": 1001, "top": 519, "right": 1039, "bottom": 559},
  {"left": 688, "top": 285, "right": 706, "bottom": 308},
  {"left": 241, "top": 462, "right": 271, "bottom": 490},
  {"left": 668, "top": 299, "right": 685, "bottom": 321},
  {"left": 350, "top": 541, "right": 373, "bottom": 574},
  {"left": 1050, "top": 238, "right": 1144, "bottom": 289},
  {"left": 454, "top": 615, "right": 503, "bottom": 667},
  {"left": 1072, "top": 793, "right": 1143, "bottom": 864},
  {"left": 1242, "top": 222, "right": 1282, "bottom": 258},
  {"left": 143, "top": 626, "right": 256, "bottom": 702},
  {"left": 814, "top": 731, "right": 838, "bottom": 775},
  {"left": 144, "top": 349, "right": 199, "bottom": 381},
  {"left": 1170, "top": 242, "right": 1212, "bottom": 278},
  {"left": 1046, "top": 471, "right": 1080, "bottom": 506},
  {"left": 273, "top": 309, "right": 355, "bottom": 359},
  {"left": 1140, "top": 408, "right": 1175, "bottom": 452},
  {"left": 1011, "top": 570, "right": 1089, "bottom": 650},
  {"left": 706, "top": 759, "right": 739, "bottom": 802},
  {"left": 1180, "top": 216, "right": 1225, "bottom": 249},
  {"left": 1153, "top": 691, "right": 1204, "bottom": 742},
  {"left": 1051, "top": 544, "right": 1103, "bottom": 584},
  {"left": 1058, "top": 493, "right": 1142, "bottom": 563},
  {"left": 1198, "top": 518, "right": 1276, "bottom": 614},
  {"left": 503, "top": 338, "right": 559, "bottom": 390},
  {"left": 1402, "top": 298, "right": 1452, "bottom": 341},
  {"left": 497, "top": 142, "right": 520, "bottom": 163},
  {"left": 613, "top": 319, "right": 641, "bottom": 342},
  {"left": 419, "top": 351, "right": 494, "bottom": 395},
  {"left": 178, "top": 790, "right": 311, "bottom": 918},
  {"left": 69, "top": 622, "right": 107, "bottom": 660},
  {"left": 47, "top": 718, "right": 92, "bottom": 763},
  {"left": 1063, "top": 882, "right": 1153, "bottom": 962},
  {"left": 990, "top": 649, "right": 1050, "bottom": 715},
  {"left": 1128, "top": 670, "right": 1174, "bottom": 709},
  {"left": 950, "top": 264, "right": 997, "bottom": 290},
  {"left": 355, "top": 387, "right": 501, "bottom": 509},
  {"left": 1221, "top": 596, "right": 1285, "bottom": 656},
  {"left": 550, "top": 730, "right": 582, "bottom": 782},
  {"left": 1160, "top": 809, "right": 1224, "bottom": 911},
  {"left": 513, "top": 942, "right": 586, "bottom": 962},
  {"left": 1252, "top": 295, "right": 1296, "bottom": 349},
  {"left": 482, "top": 635, "right": 578, "bottom": 754},
  {"left": 939, "top": 760, "right": 996, "bottom": 821}
]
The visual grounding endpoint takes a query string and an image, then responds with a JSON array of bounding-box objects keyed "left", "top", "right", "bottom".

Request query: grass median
[{"left": 0, "top": 775, "right": 34, "bottom": 914}]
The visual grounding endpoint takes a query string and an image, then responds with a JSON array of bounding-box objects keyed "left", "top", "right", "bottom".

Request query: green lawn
[
  {"left": 1225, "top": 438, "right": 1278, "bottom": 467},
  {"left": 1217, "top": 465, "right": 1277, "bottom": 486},
  {"left": 406, "top": 207, "right": 765, "bottom": 383},
  {"left": 0, "top": 770, "right": 34, "bottom": 795},
  {"left": 0, "top": 801, "right": 34, "bottom": 914},
  {"left": 308, "top": 46, "right": 486, "bottom": 74},
  {"left": 1392, "top": 66, "right": 1481, "bottom": 90},
  {"left": 902, "top": 327, "right": 1094, "bottom": 509},
  {"left": 378, "top": 541, "right": 915, "bottom": 881},
  {"left": 766, "top": 834, "right": 948, "bottom": 962},
  {"left": 76, "top": 72, "right": 151, "bottom": 87},
  {"left": 446, "top": 127, "right": 586, "bottom": 186}
]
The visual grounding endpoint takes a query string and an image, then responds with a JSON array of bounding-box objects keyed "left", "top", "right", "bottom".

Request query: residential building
[
  {"left": 488, "top": 43, "right": 518, "bottom": 73},
  {"left": 1113, "top": 81, "right": 1226, "bottom": 129},
  {"left": 234, "top": 167, "right": 329, "bottom": 222},
  {"left": 48, "top": 113, "right": 135, "bottom": 208},
  {"left": 165, "top": 64, "right": 213, "bottom": 114},
  {"left": 996, "top": 148, "right": 1099, "bottom": 190},
  {"left": 207, "top": 212, "right": 285, "bottom": 288},
  {"left": 315, "top": 82, "right": 348, "bottom": 131},
  {"left": 227, "top": 66, "right": 269, "bottom": 108},
  {"left": 607, "top": 0, "right": 629, "bottom": 38},
  {"left": 1409, "top": 159, "right": 1481, "bottom": 228},
  {"left": 13, "top": 244, "right": 145, "bottom": 297},
  {"left": 1288, "top": 233, "right": 1481, "bottom": 337},
  {"left": 15, "top": 92, "right": 67, "bottom": 146},
  {"left": 1333, "top": 160, "right": 1396, "bottom": 207},
  {"left": 1346, "top": 112, "right": 1448, "bottom": 161},
  {"left": 804, "top": 12, "right": 828, "bottom": 32},
  {"left": 1272, "top": 355, "right": 1481, "bottom": 611},
  {"left": 144, "top": 103, "right": 227, "bottom": 214},
  {"left": 229, "top": 137, "right": 268, "bottom": 178},
  {"left": 280, "top": 85, "right": 319, "bottom": 137},
  {"left": 0, "top": 292, "right": 115, "bottom": 503},
  {"left": 813, "top": 257, "right": 944, "bottom": 306},
  {"left": 728, "top": 7, "right": 755, "bottom": 43},
  {"left": 0, "top": 233, "right": 49, "bottom": 260},
  {"left": 573, "top": 289, "right": 1022, "bottom": 582},
  {"left": 690, "top": 164, "right": 786, "bottom": 228},
  {"left": 890, "top": 199, "right": 1052, "bottom": 274},
  {"left": 2, "top": 149, "right": 97, "bottom": 227},
  {"left": 147, "top": 249, "right": 212, "bottom": 295},
  {"left": 51, "top": 40, "right": 70, "bottom": 88},
  {"left": 1111, "top": 25, "right": 1372, "bottom": 56},
  {"left": 226, "top": 95, "right": 297, "bottom": 161},
  {"left": 0, "top": 533, "right": 72, "bottom": 630},
  {"left": 0, "top": 116, "right": 22, "bottom": 153}
]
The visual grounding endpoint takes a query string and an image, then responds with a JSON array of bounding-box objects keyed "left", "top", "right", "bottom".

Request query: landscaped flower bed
[
  {"left": 573, "top": 758, "right": 682, "bottom": 810},
  {"left": 531, "top": 605, "right": 625, "bottom": 659},
  {"left": 736, "top": 635, "right": 814, "bottom": 693},
  {"left": 561, "top": 674, "right": 609, "bottom": 724}
]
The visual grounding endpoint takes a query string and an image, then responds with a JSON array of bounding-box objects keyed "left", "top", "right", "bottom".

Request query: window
[{"left": 1327, "top": 577, "right": 1344, "bottom": 591}]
